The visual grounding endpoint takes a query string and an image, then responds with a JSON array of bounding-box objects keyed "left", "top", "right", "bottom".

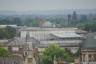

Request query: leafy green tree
[
  {"left": 0, "top": 47, "right": 11, "bottom": 56},
  {"left": 76, "top": 24, "right": 85, "bottom": 30},
  {"left": 85, "top": 21, "right": 96, "bottom": 32},
  {"left": 41, "top": 56, "right": 53, "bottom": 64},
  {"left": 77, "top": 21, "right": 96, "bottom": 32},
  {"left": 0, "top": 26, "right": 16, "bottom": 39},
  {"left": 74, "top": 49, "right": 81, "bottom": 57},
  {"left": 5, "top": 26, "right": 16, "bottom": 38},
  {"left": 41, "top": 45, "right": 75, "bottom": 64},
  {"left": 0, "top": 29, "right": 6, "bottom": 39}
]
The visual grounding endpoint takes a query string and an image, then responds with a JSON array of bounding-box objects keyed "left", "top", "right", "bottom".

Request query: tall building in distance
[
  {"left": 72, "top": 11, "right": 77, "bottom": 25},
  {"left": 67, "top": 11, "right": 78, "bottom": 26},
  {"left": 68, "top": 14, "right": 72, "bottom": 26}
]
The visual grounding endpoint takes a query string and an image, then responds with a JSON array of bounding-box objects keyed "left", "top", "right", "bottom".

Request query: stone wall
[{"left": 0, "top": 56, "right": 23, "bottom": 64}]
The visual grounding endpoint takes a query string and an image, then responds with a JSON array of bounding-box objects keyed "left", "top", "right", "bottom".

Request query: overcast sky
[{"left": 0, "top": 0, "right": 96, "bottom": 11}]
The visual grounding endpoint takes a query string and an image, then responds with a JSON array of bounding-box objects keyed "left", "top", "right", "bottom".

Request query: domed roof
[{"left": 42, "top": 21, "right": 56, "bottom": 28}]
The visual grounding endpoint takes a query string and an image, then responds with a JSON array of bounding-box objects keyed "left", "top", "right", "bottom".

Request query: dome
[{"left": 42, "top": 21, "right": 56, "bottom": 28}]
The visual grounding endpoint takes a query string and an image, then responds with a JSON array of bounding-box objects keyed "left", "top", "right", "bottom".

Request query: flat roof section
[{"left": 51, "top": 33, "right": 83, "bottom": 38}]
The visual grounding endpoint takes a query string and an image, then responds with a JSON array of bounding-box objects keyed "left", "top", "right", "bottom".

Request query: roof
[
  {"left": 75, "top": 29, "right": 88, "bottom": 34},
  {"left": 43, "top": 21, "right": 53, "bottom": 27},
  {"left": 20, "top": 27, "right": 76, "bottom": 31},
  {"left": 0, "top": 40, "right": 9, "bottom": 46},
  {"left": 0, "top": 38, "right": 26, "bottom": 47},
  {"left": 7, "top": 37, "right": 26, "bottom": 46},
  {"left": 51, "top": 33, "right": 82, "bottom": 38},
  {"left": 82, "top": 32, "right": 96, "bottom": 48},
  {"left": 39, "top": 40, "right": 82, "bottom": 47},
  {"left": 0, "top": 25, "right": 17, "bottom": 28}
]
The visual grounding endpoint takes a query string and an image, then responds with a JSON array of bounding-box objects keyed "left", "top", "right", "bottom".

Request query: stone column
[
  {"left": 85, "top": 52, "right": 89, "bottom": 63},
  {"left": 91, "top": 54, "right": 94, "bottom": 62},
  {"left": 82, "top": 54, "right": 84, "bottom": 62},
  {"left": 32, "top": 57, "right": 36, "bottom": 64}
]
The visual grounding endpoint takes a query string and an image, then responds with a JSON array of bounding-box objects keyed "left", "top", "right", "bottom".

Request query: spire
[{"left": 26, "top": 32, "right": 30, "bottom": 42}]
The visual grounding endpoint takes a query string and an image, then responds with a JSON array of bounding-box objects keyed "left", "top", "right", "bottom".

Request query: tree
[
  {"left": 78, "top": 15, "right": 87, "bottom": 24},
  {"left": 84, "top": 21, "right": 96, "bottom": 32},
  {"left": 77, "top": 21, "right": 96, "bottom": 32},
  {"left": 0, "top": 26, "right": 16, "bottom": 39},
  {"left": 74, "top": 49, "right": 81, "bottom": 57},
  {"left": 76, "top": 24, "right": 85, "bottom": 30},
  {"left": 0, "top": 47, "right": 11, "bottom": 56},
  {"left": 5, "top": 26, "right": 16, "bottom": 38},
  {"left": 41, "top": 45, "right": 75, "bottom": 64},
  {"left": 0, "top": 29, "right": 6, "bottom": 39},
  {"left": 41, "top": 56, "right": 53, "bottom": 64}
]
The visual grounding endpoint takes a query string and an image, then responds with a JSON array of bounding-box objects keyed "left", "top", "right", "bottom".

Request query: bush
[{"left": 0, "top": 47, "right": 11, "bottom": 56}]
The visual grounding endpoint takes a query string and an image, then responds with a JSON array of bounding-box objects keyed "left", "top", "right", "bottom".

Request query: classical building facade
[
  {"left": 81, "top": 33, "right": 96, "bottom": 64},
  {"left": 20, "top": 27, "right": 86, "bottom": 54}
]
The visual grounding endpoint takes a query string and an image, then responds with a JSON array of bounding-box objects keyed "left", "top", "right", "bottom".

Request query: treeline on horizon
[{"left": 0, "top": 11, "right": 96, "bottom": 31}]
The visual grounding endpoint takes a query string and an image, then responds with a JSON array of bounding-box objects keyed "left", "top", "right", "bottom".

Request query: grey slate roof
[
  {"left": 51, "top": 33, "right": 83, "bottom": 38},
  {"left": 82, "top": 32, "right": 96, "bottom": 48}
]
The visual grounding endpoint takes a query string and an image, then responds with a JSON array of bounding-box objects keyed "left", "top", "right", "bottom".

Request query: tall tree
[{"left": 41, "top": 45, "right": 74, "bottom": 64}]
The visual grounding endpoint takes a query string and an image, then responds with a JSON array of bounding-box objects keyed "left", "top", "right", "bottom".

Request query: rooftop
[
  {"left": 20, "top": 27, "right": 77, "bottom": 31},
  {"left": 82, "top": 32, "right": 96, "bottom": 49},
  {"left": 0, "top": 25, "right": 17, "bottom": 28},
  {"left": 51, "top": 33, "right": 83, "bottom": 38}
]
